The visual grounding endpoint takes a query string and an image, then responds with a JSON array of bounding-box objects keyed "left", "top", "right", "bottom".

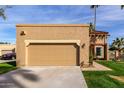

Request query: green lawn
[
  {"left": 0, "top": 63, "right": 17, "bottom": 75},
  {"left": 83, "top": 61, "right": 124, "bottom": 88}
]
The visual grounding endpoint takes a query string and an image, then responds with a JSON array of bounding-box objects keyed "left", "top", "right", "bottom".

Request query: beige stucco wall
[
  {"left": 0, "top": 44, "right": 16, "bottom": 56},
  {"left": 16, "top": 24, "right": 90, "bottom": 66},
  {"left": 90, "top": 34, "right": 109, "bottom": 60},
  {"left": 95, "top": 37, "right": 106, "bottom": 44},
  {"left": 90, "top": 36, "right": 107, "bottom": 44}
]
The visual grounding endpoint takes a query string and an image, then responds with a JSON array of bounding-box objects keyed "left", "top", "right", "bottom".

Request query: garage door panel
[{"left": 27, "top": 43, "right": 78, "bottom": 66}]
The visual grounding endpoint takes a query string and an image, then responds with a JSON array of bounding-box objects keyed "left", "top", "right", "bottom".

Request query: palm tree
[
  {"left": 0, "top": 8, "right": 6, "bottom": 20},
  {"left": 112, "top": 37, "right": 124, "bottom": 59},
  {"left": 90, "top": 5, "right": 100, "bottom": 30},
  {"left": 121, "top": 5, "right": 124, "bottom": 9},
  {"left": 0, "top": 6, "right": 11, "bottom": 20}
]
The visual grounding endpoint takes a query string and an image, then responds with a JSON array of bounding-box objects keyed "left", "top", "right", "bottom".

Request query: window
[{"left": 96, "top": 47, "right": 102, "bottom": 56}]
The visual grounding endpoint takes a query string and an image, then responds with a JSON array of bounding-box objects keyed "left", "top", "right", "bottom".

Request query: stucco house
[
  {"left": 90, "top": 30, "right": 109, "bottom": 60},
  {"left": 0, "top": 44, "right": 16, "bottom": 56},
  {"left": 16, "top": 24, "right": 109, "bottom": 67}
]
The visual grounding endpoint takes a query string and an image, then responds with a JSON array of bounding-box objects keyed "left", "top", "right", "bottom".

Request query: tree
[
  {"left": 111, "top": 37, "right": 124, "bottom": 60},
  {"left": 89, "top": 47, "right": 94, "bottom": 66},
  {"left": 0, "top": 5, "right": 11, "bottom": 20},
  {"left": 121, "top": 5, "right": 124, "bottom": 9},
  {"left": 0, "top": 8, "right": 6, "bottom": 20},
  {"left": 90, "top": 5, "right": 100, "bottom": 30},
  {"left": 0, "top": 42, "right": 10, "bottom": 44}
]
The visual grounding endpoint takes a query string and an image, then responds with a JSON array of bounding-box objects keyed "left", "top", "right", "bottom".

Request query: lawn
[
  {"left": 0, "top": 62, "right": 17, "bottom": 75},
  {"left": 83, "top": 61, "right": 124, "bottom": 88}
]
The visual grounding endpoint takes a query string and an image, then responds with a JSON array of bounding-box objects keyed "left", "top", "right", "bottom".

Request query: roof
[
  {"left": 0, "top": 44, "right": 15, "bottom": 50},
  {"left": 16, "top": 24, "right": 89, "bottom": 27},
  {"left": 90, "top": 30, "right": 109, "bottom": 35}
]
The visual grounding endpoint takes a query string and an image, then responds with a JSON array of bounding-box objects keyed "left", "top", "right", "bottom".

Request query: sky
[{"left": 0, "top": 5, "right": 124, "bottom": 44}]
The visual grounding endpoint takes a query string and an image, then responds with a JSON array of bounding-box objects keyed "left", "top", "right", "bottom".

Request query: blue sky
[{"left": 0, "top": 5, "right": 124, "bottom": 44}]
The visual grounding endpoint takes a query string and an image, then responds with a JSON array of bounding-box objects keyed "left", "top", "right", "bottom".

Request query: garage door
[{"left": 27, "top": 43, "right": 79, "bottom": 66}]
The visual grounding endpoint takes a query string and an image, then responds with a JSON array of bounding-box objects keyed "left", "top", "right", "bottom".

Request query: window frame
[{"left": 96, "top": 47, "right": 102, "bottom": 56}]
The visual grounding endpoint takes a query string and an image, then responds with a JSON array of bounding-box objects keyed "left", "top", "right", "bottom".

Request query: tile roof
[{"left": 90, "top": 30, "right": 109, "bottom": 35}]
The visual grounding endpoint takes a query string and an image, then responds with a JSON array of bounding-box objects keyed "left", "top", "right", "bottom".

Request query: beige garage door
[{"left": 27, "top": 43, "right": 79, "bottom": 66}]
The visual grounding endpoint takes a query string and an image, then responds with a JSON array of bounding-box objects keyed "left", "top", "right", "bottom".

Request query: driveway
[{"left": 0, "top": 66, "right": 87, "bottom": 88}]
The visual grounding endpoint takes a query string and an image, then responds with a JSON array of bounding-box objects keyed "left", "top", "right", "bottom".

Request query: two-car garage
[
  {"left": 25, "top": 40, "right": 80, "bottom": 66},
  {"left": 16, "top": 24, "right": 89, "bottom": 66},
  {"left": 27, "top": 43, "right": 79, "bottom": 66}
]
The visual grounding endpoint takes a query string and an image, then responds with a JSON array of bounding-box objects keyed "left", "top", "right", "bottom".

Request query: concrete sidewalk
[
  {"left": 0, "top": 60, "right": 16, "bottom": 63},
  {"left": 82, "top": 62, "right": 112, "bottom": 71},
  {"left": 0, "top": 66, "right": 87, "bottom": 88}
]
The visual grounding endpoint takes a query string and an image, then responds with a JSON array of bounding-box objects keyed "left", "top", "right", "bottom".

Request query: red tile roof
[{"left": 90, "top": 30, "right": 109, "bottom": 35}]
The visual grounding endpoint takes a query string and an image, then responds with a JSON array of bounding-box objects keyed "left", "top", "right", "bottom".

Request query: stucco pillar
[{"left": 107, "top": 44, "right": 109, "bottom": 60}]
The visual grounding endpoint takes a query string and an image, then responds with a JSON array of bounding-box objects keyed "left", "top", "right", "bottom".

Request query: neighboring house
[
  {"left": 16, "top": 24, "right": 109, "bottom": 67},
  {"left": 0, "top": 44, "right": 16, "bottom": 56},
  {"left": 90, "top": 30, "right": 109, "bottom": 60},
  {"left": 109, "top": 50, "right": 115, "bottom": 60},
  {"left": 109, "top": 48, "right": 124, "bottom": 61}
]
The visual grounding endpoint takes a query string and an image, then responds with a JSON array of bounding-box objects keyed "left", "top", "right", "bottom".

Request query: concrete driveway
[{"left": 0, "top": 66, "right": 87, "bottom": 88}]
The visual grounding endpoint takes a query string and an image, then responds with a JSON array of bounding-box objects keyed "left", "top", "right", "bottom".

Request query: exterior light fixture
[
  {"left": 82, "top": 43, "right": 85, "bottom": 48},
  {"left": 20, "top": 31, "right": 26, "bottom": 36}
]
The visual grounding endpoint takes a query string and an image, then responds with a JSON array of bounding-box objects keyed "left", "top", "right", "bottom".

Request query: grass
[
  {"left": 83, "top": 61, "right": 124, "bottom": 88},
  {"left": 0, "top": 62, "right": 17, "bottom": 75}
]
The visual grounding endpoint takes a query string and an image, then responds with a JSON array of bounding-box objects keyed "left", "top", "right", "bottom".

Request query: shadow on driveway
[
  {"left": 0, "top": 68, "right": 40, "bottom": 88},
  {"left": 0, "top": 66, "right": 87, "bottom": 88}
]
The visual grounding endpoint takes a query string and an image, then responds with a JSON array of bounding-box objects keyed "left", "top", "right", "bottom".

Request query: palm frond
[
  {"left": 90, "top": 5, "right": 95, "bottom": 9},
  {"left": 111, "top": 37, "right": 124, "bottom": 50},
  {"left": 121, "top": 5, "right": 124, "bottom": 9},
  {"left": 90, "top": 5, "right": 100, "bottom": 9},
  {"left": 0, "top": 6, "right": 12, "bottom": 20},
  {"left": 0, "top": 8, "right": 6, "bottom": 20}
]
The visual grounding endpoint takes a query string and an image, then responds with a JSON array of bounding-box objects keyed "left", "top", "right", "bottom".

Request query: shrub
[{"left": 89, "top": 49, "right": 94, "bottom": 66}]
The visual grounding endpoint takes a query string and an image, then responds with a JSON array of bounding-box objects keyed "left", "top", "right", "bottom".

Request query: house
[
  {"left": 109, "top": 47, "right": 124, "bottom": 61},
  {"left": 0, "top": 44, "right": 16, "bottom": 56},
  {"left": 16, "top": 24, "right": 109, "bottom": 67},
  {"left": 90, "top": 30, "right": 109, "bottom": 60}
]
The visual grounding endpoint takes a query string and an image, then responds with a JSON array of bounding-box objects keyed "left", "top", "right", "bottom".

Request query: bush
[
  {"left": 6, "top": 61, "right": 16, "bottom": 66},
  {"left": 89, "top": 49, "right": 94, "bottom": 66},
  {"left": 112, "top": 58, "right": 116, "bottom": 62}
]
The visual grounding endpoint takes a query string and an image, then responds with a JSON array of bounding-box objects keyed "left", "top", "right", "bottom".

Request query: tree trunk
[
  {"left": 118, "top": 50, "right": 121, "bottom": 60},
  {"left": 94, "top": 7, "right": 96, "bottom": 30}
]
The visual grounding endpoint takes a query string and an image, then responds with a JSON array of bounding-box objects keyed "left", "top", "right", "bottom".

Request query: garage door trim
[
  {"left": 25, "top": 40, "right": 80, "bottom": 46},
  {"left": 25, "top": 40, "right": 80, "bottom": 66}
]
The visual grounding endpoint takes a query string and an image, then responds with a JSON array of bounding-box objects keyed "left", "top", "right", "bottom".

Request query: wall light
[
  {"left": 82, "top": 43, "right": 85, "bottom": 48},
  {"left": 20, "top": 31, "right": 26, "bottom": 36}
]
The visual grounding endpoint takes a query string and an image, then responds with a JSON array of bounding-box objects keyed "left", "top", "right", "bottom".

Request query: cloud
[
  {"left": 0, "top": 5, "right": 91, "bottom": 24},
  {"left": 0, "top": 5, "right": 123, "bottom": 44},
  {"left": 92, "top": 5, "right": 124, "bottom": 27}
]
